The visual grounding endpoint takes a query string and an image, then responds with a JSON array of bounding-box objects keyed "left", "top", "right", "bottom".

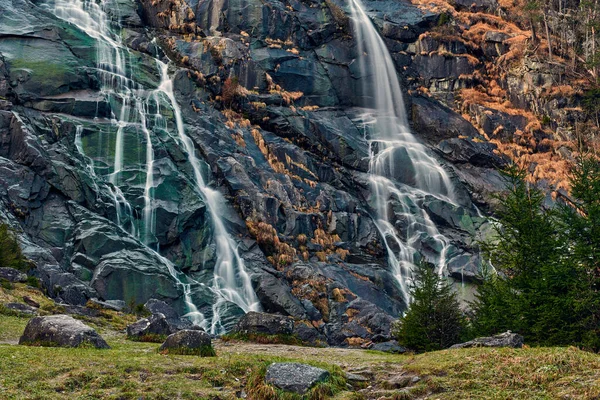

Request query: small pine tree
[
  {"left": 468, "top": 266, "right": 517, "bottom": 338},
  {"left": 394, "top": 261, "right": 466, "bottom": 352}
]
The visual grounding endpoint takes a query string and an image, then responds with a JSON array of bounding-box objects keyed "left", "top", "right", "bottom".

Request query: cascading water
[
  {"left": 348, "top": 0, "right": 456, "bottom": 304},
  {"left": 156, "top": 62, "right": 260, "bottom": 334},
  {"left": 48, "top": 0, "right": 259, "bottom": 331}
]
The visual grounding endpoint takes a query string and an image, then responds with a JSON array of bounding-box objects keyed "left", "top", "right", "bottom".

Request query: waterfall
[
  {"left": 156, "top": 62, "right": 261, "bottom": 334},
  {"left": 348, "top": 0, "right": 455, "bottom": 304},
  {"left": 48, "top": 0, "right": 259, "bottom": 331}
]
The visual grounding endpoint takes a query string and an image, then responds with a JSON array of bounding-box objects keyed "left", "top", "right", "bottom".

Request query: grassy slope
[{"left": 1, "top": 283, "right": 600, "bottom": 399}]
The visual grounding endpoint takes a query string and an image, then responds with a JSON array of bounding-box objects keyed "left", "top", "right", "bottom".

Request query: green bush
[
  {"left": 0, "top": 223, "right": 28, "bottom": 271},
  {"left": 394, "top": 261, "right": 466, "bottom": 352}
]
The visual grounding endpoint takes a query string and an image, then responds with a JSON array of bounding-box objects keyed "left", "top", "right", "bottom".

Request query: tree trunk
[{"left": 544, "top": 11, "right": 553, "bottom": 61}]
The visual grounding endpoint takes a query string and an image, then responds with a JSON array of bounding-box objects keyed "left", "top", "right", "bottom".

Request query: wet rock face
[
  {"left": 19, "top": 314, "right": 110, "bottom": 348},
  {"left": 0, "top": 0, "right": 505, "bottom": 341}
]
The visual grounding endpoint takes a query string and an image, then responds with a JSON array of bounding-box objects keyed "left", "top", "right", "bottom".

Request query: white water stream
[
  {"left": 49, "top": 0, "right": 259, "bottom": 330},
  {"left": 348, "top": 0, "right": 456, "bottom": 304}
]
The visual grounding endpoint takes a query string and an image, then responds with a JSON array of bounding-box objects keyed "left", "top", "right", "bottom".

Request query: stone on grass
[
  {"left": 4, "top": 302, "right": 37, "bottom": 315},
  {"left": 19, "top": 315, "right": 110, "bottom": 349},
  {"left": 234, "top": 311, "right": 294, "bottom": 336},
  {"left": 22, "top": 296, "right": 40, "bottom": 308},
  {"left": 0, "top": 267, "right": 27, "bottom": 283},
  {"left": 159, "top": 329, "right": 214, "bottom": 356},
  {"left": 450, "top": 331, "right": 524, "bottom": 349},
  {"left": 371, "top": 340, "right": 406, "bottom": 354},
  {"left": 265, "top": 363, "right": 329, "bottom": 394}
]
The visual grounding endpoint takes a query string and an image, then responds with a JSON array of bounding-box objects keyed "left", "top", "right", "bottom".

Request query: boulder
[
  {"left": 265, "top": 363, "right": 330, "bottom": 394},
  {"left": 0, "top": 267, "right": 27, "bottom": 283},
  {"left": 144, "top": 298, "right": 197, "bottom": 331},
  {"left": 234, "top": 311, "right": 294, "bottom": 335},
  {"left": 19, "top": 315, "right": 110, "bottom": 348},
  {"left": 371, "top": 340, "right": 406, "bottom": 353},
  {"left": 158, "top": 329, "right": 214, "bottom": 356},
  {"left": 450, "top": 331, "right": 524, "bottom": 349},
  {"left": 126, "top": 313, "right": 173, "bottom": 339}
]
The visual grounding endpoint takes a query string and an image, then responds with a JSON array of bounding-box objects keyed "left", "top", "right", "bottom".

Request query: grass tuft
[
  {"left": 159, "top": 345, "right": 216, "bottom": 357},
  {"left": 221, "top": 332, "right": 305, "bottom": 346}
]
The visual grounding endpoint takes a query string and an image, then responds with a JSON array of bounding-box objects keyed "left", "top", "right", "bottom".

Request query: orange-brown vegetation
[{"left": 246, "top": 221, "right": 296, "bottom": 268}]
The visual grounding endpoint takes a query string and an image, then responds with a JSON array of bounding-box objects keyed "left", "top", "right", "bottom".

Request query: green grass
[
  {"left": 402, "top": 346, "right": 600, "bottom": 399},
  {"left": 159, "top": 345, "right": 216, "bottom": 357},
  {"left": 0, "top": 314, "right": 30, "bottom": 342},
  {"left": 221, "top": 331, "right": 305, "bottom": 345},
  {"left": 2, "top": 284, "right": 600, "bottom": 399}
]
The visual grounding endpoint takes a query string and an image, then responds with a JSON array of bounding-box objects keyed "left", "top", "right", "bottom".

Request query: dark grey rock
[
  {"left": 452, "top": 0, "right": 498, "bottom": 12},
  {"left": 265, "top": 363, "right": 330, "bottom": 394},
  {"left": 4, "top": 302, "right": 36, "bottom": 315},
  {"left": 371, "top": 340, "right": 406, "bottom": 353},
  {"left": 411, "top": 95, "right": 480, "bottom": 144},
  {"left": 158, "top": 329, "right": 212, "bottom": 354},
  {"left": 234, "top": 311, "right": 294, "bottom": 335},
  {"left": 345, "top": 372, "right": 369, "bottom": 382},
  {"left": 0, "top": 267, "right": 27, "bottom": 283},
  {"left": 127, "top": 313, "right": 173, "bottom": 338},
  {"left": 293, "top": 322, "right": 327, "bottom": 346},
  {"left": 144, "top": 298, "right": 198, "bottom": 331},
  {"left": 19, "top": 315, "right": 110, "bottom": 348},
  {"left": 450, "top": 331, "right": 524, "bottom": 349},
  {"left": 144, "top": 298, "right": 179, "bottom": 320},
  {"left": 254, "top": 274, "right": 307, "bottom": 319}
]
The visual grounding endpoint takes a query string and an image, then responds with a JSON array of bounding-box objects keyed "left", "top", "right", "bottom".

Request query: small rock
[
  {"left": 371, "top": 340, "right": 406, "bottom": 354},
  {"left": 5, "top": 302, "right": 36, "bottom": 315},
  {"left": 265, "top": 363, "right": 330, "bottom": 394},
  {"left": 159, "top": 329, "right": 213, "bottom": 356},
  {"left": 22, "top": 296, "right": 40, "bottom": 308},
  {"left": 450, "top": 331, "right": 524, "bottom": 349},
  {"left": 385, "top": 375, "right": 412, "bottom": 389},
  {"left": 234, "top": 311, "right": 294, "bottom": 335},
  {"left": 0, "top": 267, "right": 27, "bottom": 283},
  {"left": 345, "top": 372, "right": 369, "bottom": 382},
  {"left": 19, "top": 315, "right": 110, "bottom": 348}
]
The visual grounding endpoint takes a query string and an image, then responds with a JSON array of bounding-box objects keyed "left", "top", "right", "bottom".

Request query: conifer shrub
[{"left": 393, "top": 261, "right": 466, "bottom": 352}]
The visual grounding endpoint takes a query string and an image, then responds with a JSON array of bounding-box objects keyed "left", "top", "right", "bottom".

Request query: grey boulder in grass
[
  {"left": 450, "top": 331, "right": 524, "bottom": 349},
  {"left": 19, "top": 314, "right": 110, "bottom": 349},
  {"left": 159, "top": 329, "right": 214, "bottom": 356},
  {"left": 265, "top": 363, "right": 330, "bottom": 394}
]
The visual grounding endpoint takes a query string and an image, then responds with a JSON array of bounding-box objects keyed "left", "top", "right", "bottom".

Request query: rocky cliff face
[{"left": 0, "top": 0, "right": 511, "bottom": 345}]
